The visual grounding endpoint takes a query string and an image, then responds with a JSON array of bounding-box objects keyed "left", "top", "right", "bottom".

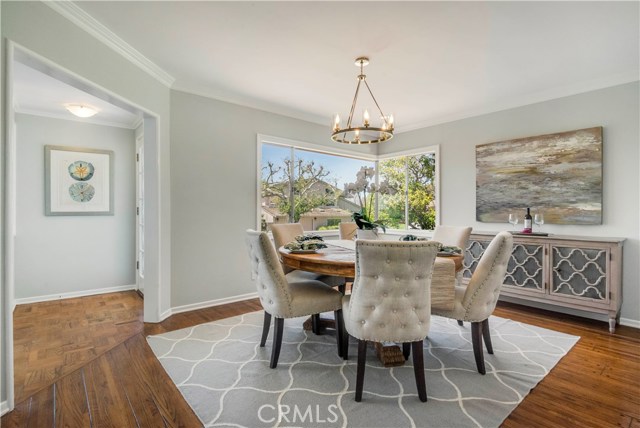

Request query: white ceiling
[
  {"left": 13, "top": 60, "right": 140, "bottom": 128},
  {"left": 18, "top": 2, "right": 640, "bottom": 132}
]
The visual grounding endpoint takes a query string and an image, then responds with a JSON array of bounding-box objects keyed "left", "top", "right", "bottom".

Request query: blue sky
[{"left": 262, "top": 144, "right": 374, "bottom": 188}]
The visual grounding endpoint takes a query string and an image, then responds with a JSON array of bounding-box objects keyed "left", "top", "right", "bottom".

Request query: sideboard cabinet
[{"left": 462, "top": 232, "right": 625, "bottom": 332}]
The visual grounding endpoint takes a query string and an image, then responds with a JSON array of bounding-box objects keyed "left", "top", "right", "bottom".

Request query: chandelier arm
[
  {"left": 362, "top": 80, "right": 388, "bottom": 126},
  {"left": 346, "top": 78, "right": 363, "bottom": 129}
]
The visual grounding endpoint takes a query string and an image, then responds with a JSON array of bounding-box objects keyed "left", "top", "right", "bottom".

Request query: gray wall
[
  {"left": 2, "top": 0, "right": 172, "bottom": 321},
  {"left": 382, "top": 82, "right": 640, "bottom": 324},
  {"left": 169, "top": 90, "right": 375, "bottom": 307},
  {"left": 2, "top": 0, "right": 172, "bottom": 408},
  {"left": 14, "top": 114, "right": 136, "bottom": 299}
]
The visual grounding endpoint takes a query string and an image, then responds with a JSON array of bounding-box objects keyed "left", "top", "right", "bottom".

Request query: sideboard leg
[{"left": 608, "top": 317, "right": 616, "bottom": 333}]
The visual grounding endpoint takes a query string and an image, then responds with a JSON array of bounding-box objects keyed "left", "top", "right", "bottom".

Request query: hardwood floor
[
  {"left": 12, "top": 292, "right": 144, "bottom": 402},
  {"left": 2, "top": 291, "right": 639, "bottom": 427}
]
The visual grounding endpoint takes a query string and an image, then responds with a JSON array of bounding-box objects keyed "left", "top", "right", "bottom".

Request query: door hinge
[
  {"left": 136, "top": 261, "right": 139, "bottom": 270},
  {"left": 609, "top": 252, "right": 612, "bottom": 261},
  {"left": 136, "top": 153, "right": 139, "bottom": 162},
  {"left": 136, "top": 207, "right": 139, "bottom": 215}
]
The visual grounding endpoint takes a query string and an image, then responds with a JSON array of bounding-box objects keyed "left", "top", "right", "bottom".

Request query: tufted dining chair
[
  {"left": 431, "top": 225, "right": 473, "bottom": 250},
  {"left": 245, "top": 230, "right": 345, "bottom": 368},
  {"left": 271, "top": 223, "right": 345, "bottom": 291},
  {"left": 339, "top": 222, "right": 358, "bottom": 241},
  {"left": 431, "top": 225, "right": 473, "bottom": 322},
  {"left": 432, "top": 232, "right": 513, "bottom": 375},
  {"left": 342, "top": 240, "right": 440, "bottom": 402}
]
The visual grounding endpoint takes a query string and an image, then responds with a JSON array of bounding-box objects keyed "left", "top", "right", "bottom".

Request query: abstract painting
[
  {"left": 476, "top": 127, "right": 602, "bottom": 224},
  {"left": 45, "top": 146, "right": 114, "bottom": 216}
]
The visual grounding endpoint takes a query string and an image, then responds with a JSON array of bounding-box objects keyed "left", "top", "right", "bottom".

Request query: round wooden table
[{"left": 279, "top": 240, "right": 464, "bottom": 279}]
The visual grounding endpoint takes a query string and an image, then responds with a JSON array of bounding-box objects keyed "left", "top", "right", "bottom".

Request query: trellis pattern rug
[{"left": 147, "top": 312, "right": 578, "bottom": 428}]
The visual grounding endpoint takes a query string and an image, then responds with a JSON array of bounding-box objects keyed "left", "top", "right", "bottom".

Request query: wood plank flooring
[{"left": 2, "top": 291, "right": 639, "bottom": 427}]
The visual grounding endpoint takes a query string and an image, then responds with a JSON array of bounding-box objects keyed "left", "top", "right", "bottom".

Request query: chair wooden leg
[
  {"left": 334, "top": 310, "right": 344, "bottom": 357},
  {"left": 412, "top": 340, "right": 427, "bottom": 402},
  {"left": 342, "top": 331, "right": 349, "bottom": 360},
  {"left": 471, "top": 321, "right": 486, "bottom": 375},
  {"left": 402, "top": 342, "right": 411, "bottom": 361},
  {"left": 312, "top": 314, "right": 321, "bottom": 335},
  {"left": 260, "top": 311, "right": 272, "bottom": 347},
  {"left": 355, "top": 340, "right": 367, "bottom": 402},
  {"left": 270, "top": 317, "right": 284, "bottom": 369},
  {"left": 482, "top": 318, "right": 493, "bottom": 354},
  {"left": 457, "top": 320, "right": 464, "bottom": 327}
]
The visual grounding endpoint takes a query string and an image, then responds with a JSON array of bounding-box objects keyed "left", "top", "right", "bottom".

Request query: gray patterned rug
[{"left": 147, "top": 311, "right": 578, "bottom": 428}]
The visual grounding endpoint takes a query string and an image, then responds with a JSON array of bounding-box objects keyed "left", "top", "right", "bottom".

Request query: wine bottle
[{"left": 524, "top": 207, "right": 532, "bottom": 231}]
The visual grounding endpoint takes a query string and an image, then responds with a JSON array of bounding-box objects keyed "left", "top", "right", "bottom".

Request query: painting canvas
[
  {"left": 476, "top": 127, "right": 602, "bottom": 225},
  {"left": 45, "top": 146, "right": 114, "bottom": 216}
]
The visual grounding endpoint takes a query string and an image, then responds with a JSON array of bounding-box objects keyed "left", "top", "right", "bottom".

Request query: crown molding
[{"left": 45, "top": 1, "right": 175, "bottom": 88}]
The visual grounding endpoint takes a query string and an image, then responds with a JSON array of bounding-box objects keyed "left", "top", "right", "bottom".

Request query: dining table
[
  {"left": 278, "top": 239, "right": 464, "bottom": 367},
  {"left": 279, "top": 239, "right": 463, "bottom": 311}
]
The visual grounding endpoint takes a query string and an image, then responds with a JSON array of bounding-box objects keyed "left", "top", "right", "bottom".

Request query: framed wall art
[
  {"left": 45, "top": 145, "right": 114, "bottom": 216},
  {"left": 476, "top": 127, "right": 602, "bottom": 225}
]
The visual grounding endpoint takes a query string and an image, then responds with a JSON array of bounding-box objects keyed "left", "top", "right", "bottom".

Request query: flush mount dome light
[{"left": 64, "top": 104, "right": 98, "bottom": 118}]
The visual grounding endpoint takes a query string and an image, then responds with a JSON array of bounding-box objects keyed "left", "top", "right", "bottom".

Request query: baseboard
[
  {"left": 1, "top": 401, "right": 10, "bottom": 417},
  {"left": 14, "top": 285, "right": 137, "bottom": 305},
  {"left": 500, "top": 296, "right": 640, "bottom": 330},
  {"left": 170, "top": 292, "right": 259, "bottom": 316},
  {"left": 159, "top": 308, "right": 173, "bottom": 322},
  {"left": 620, "top": 317, "right": 640, "bottom": 329}
]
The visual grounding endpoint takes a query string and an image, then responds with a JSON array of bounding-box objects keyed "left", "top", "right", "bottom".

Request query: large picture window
[{"left": 259, "top": 137, "right": 438, "bottom": 232}]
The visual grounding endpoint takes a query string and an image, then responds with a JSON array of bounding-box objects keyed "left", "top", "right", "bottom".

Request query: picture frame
[
  {"left": 475, "top": 127, "right": 602, "bottom": 225},
  {"left": 45, "top": 145, "right": 114, "bottom": 216}
]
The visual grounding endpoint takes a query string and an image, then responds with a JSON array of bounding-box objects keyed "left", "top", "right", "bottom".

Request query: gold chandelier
[{"left": 331, "top": 57, "right": 394, "bottom": 145}]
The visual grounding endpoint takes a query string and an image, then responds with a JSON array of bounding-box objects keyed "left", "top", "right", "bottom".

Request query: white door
[{"left": 136, "top": 134, "right": 145, "bottom": 294}]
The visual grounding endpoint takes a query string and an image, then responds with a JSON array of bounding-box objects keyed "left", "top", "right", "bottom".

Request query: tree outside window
[{"left": 378, "top": 154, "right": 436, "bottom": 230}]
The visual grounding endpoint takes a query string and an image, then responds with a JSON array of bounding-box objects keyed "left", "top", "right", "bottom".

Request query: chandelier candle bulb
[
  {"left": 332, "top": 113, "right": 340, "bottom": 132},
  {"left": 363, "top": 109, "right": 370, "bottom": 127}
]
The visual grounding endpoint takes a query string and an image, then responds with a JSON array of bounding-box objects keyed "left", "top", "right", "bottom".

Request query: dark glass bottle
[{"left": 524, "top": 207, "right": 532, "bottom": 230}]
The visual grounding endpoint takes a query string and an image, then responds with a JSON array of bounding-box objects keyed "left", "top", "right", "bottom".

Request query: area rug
[{"left": 147, "top": 312, "right": 578, "bottom": 428}]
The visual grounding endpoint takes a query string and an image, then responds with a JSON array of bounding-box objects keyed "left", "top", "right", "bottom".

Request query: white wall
[
  {"left": 382, "top": 82, "right": 640, "bottom": 324},
  {"left": 14, "top": 114, "right": 135, "bottom": 300},
  {"left": 169, "top": 90, "right": 375, "bottom": 308}
]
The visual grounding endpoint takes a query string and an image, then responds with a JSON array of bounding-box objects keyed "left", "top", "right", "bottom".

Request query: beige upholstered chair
[
  {"left": 339, "top": 222, "right": 358, "bottom": 241},
  {"left": 271, "top": 223, "right": 344, "bottom": 290},
  {"left": 432, "top": 225, "right": 473, "bottom": 301},
  {"left": 432, "top": 232, "right": 513, "bottom": 375},
  {"left": 245, "top": 230, "right": 345, "bottom": 368},
  {"left": 342, "top": 240, "right": 440, "bottom": 402},
  {"left": 431, "top": 225, "right": 472, "bottom": 250}
]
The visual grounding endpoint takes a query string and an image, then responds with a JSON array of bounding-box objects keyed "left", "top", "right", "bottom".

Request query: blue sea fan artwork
[
  {"left": 68, "top": 161, "right": 95, "bottom": 181},
  {"left": 68, "top": 182, "right": 95, "bottom": 202}
]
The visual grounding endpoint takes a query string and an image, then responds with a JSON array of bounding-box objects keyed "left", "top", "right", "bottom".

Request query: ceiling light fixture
[
  {"left": 331, "top": 57, "right": 394, "bottom": 145},
  {"left": 64, "top": 104, "right": 98, "bottom": 118}
]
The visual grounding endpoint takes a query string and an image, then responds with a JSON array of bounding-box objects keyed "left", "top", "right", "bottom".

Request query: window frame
[{"left": 256, "top": 134, "right": 439, "bottom": 236}]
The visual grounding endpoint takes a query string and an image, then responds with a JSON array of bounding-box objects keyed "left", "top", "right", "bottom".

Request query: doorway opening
[{"left": 4, "top": 41, "right": 161, "bottom": 411}]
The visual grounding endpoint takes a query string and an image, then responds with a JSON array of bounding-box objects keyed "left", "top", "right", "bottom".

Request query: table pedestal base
[{"left": 374, "top": 343, "right": 405, "bottom": 367}]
